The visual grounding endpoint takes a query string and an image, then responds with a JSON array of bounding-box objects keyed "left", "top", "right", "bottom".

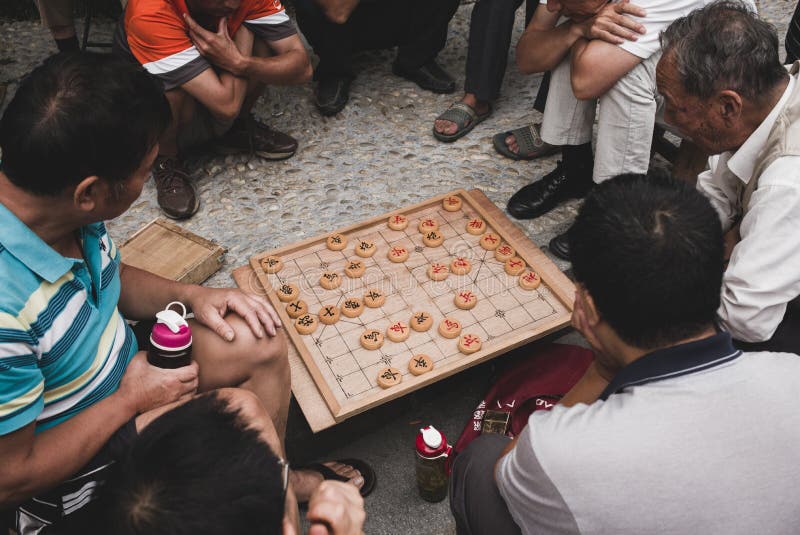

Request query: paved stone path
[{"left": 0, "top": 2, "right": 794, "bottom": 532}]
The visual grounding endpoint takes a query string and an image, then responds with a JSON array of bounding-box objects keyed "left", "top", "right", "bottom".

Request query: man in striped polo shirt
[
  {"left": 115, "top": 0, "right": 312, "bottom": 220},
  {"left": 0, "top": 54, "right": 362, "bottom": 534}
]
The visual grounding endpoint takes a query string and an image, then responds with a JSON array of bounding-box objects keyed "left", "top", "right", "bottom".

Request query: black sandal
[
  {"left": 492, "top": 123, "right": 560, "bottom": 160},
  {"left": 433, "top": 102, "right": 492, "bottom": 142}
]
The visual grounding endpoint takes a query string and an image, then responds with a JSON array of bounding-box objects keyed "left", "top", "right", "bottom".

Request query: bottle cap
[
  {"left": 150, "top": 302, "right": 192, "bottom": 351},
  {"left": 421, "top": 426, "right": 442, "bottom": 449},
  {"left": 415, "top": 425, "right": 449, "bottom": 458}
]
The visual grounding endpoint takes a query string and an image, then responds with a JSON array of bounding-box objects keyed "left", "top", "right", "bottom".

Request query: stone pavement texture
[{"left": 0, "top": 1, "right": 794, "bottom": 533}]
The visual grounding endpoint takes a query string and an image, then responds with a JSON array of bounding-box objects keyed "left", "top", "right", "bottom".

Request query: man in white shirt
[
  {"left": 449, "top": 171, "right": 800, "bottom": 535},
  {"left": 657, "top": 0, "right": 800, "bottom": 353},
  {"left": 505, "top": 0, "right": 728, "bottom": 259}
]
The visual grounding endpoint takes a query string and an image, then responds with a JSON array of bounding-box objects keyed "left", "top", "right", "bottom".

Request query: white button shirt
[{"left": 697, "top": 76, "right": 800, "bottom": 342}]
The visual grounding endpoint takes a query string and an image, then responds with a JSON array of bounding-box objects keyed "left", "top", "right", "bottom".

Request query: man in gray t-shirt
[{"left": 449, "top": 170, "right": 800, "bottom": 535}]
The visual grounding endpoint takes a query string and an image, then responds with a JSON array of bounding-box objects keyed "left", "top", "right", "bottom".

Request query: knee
[{"left": 252, "top": 328, "right": 289, "bottom": 371}]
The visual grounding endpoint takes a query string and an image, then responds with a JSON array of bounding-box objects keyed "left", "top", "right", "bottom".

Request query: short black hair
[
  {"left": 568, "top": 171, "right": 724, "bottom": 349},
  {"left": 660, "top": 0, "right": 787, "bottom": 102},
  {"left": 0, "top": 52, "right": 170, "bottom": 196},
  {"left": 99, "top": 394, "right": 285, "bottom": 535}
]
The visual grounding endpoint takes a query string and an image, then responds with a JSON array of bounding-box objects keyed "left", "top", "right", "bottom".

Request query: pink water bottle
[
  {"left": 415, "top": 425, "right": 453, "bottom": 502},
  {"left": 147, "top": 302, "right": 192, "bottom": 369}
]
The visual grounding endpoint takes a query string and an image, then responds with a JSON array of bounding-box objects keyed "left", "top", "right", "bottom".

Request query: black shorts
[{"left": 7, "top": 418, "right": 138, "bottom": 535}]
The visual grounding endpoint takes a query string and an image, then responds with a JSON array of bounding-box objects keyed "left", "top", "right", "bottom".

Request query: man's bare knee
[{"left": 251, "top": 329, "right": 289, "bottom": 370}]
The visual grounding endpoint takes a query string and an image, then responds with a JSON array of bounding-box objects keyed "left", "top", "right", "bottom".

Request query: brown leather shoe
[
  {"left": 153, "top": 156, "right": 199, "bottom": 220},
  {"left": 214, "top": 114, "right": 298, "bottom": 160}
]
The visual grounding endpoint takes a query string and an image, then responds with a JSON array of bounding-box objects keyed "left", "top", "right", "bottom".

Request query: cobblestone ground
[{"left": 0, "top": 2, "right": 795, "bottom": 533}]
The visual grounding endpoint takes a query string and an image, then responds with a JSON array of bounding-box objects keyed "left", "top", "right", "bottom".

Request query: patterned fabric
[{"left": 0, "top": 203, "right": 137, "bottom": 435}]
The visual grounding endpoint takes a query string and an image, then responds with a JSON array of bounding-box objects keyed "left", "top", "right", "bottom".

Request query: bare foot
[
  {"left": 291, "top": 461, "right": 364, "bottom": 503},
  {"left": 434, "top": 93, "right": 490, "bottom": 136},
  {"left": 505, "top": 132, "right": 520, "bottom": 155}
]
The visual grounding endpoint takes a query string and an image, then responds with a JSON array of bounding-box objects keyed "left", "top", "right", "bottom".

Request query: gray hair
[{"left": 660, "top": 0, "right": 787, "bottom": 101}]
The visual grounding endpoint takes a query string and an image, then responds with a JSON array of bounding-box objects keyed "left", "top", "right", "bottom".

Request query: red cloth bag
[{"left": 454, "top": 343, "right": 594, "bottom": 455}]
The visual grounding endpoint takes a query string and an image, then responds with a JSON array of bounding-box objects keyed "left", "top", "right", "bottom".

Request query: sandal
[
  {"left": 492, "top": 123, "right": 560, "bottom": 160},
  {"left": 433, "top": 101, "right": 492, "bottom": 143},
  {"left": 296, "top": 458, "right": 376, "bottom": 505}
]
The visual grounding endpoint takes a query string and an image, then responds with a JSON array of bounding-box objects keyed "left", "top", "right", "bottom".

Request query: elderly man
[
  {"left": 657, "top": 0, "right": 800, "bottom": 353},
  {"left": 504, "top": 0, "right": 730, "bottom": 258},
  {"left": 115, "top": 0, "right": 312, "bottom": 219},
  {"left": 450, "top": 172, "right": 800, "bottom": 535}
]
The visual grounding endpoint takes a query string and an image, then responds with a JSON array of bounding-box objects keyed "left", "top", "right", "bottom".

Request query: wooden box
[{"left": 119, "top": 218, "right": 226, "bottom": 284}]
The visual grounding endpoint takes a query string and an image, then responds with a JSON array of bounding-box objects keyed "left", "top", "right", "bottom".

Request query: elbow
[{"left": 570, "top": 74, "right": 603, "bottom": 100}]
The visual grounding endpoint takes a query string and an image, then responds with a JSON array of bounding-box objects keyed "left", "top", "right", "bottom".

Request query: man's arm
[
  {"left": 0, "top": 354, "right": 198, "bottom": 506},
  {"left": 516, "top": 1, "right": 645, "bottom": 75},
  {"left": 696, "top": 158, "right": 739, "bottom": 234},
  {"left": 117, "top": 263, "right": 281, "bottom": 341},
  {"left": 718, "top": 161, "right": 800, "bottom": 342},
  {"left": 570, "top": 39, "right": 643, "bottom": 100},
  {"left": 186, "top": 17, "right": 311, "bottom": 86},
  {"left": 180, "top": 18, "right": 253, "bottom": 122}
]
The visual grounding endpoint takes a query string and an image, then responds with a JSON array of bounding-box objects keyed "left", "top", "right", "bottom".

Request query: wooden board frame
[{"left": 245, "top": 189, "right": 575, "bottom": 425}]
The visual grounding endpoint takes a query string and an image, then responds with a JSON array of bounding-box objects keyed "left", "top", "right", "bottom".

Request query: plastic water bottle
[{"left": 415, "top": 425, "right": 453, "bottom": 502}]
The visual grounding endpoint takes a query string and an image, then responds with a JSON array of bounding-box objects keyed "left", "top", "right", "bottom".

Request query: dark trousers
[
  {"left": 449, "top": 434, "right": 522, "bottom": 535},
  {"left": 294, "top": 0, "right": 460, "bottom": 78},
  {"left": 787, "top": 1, "right": 800, "bottom": 63},
  {"left": 734, "top": 300, "right": 800, "bottom": 355},
  {"left": 464, "top": 0, "right": 549, "bottom": 109}
]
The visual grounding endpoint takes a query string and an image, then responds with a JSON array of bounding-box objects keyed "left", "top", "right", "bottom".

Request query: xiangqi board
[{"left": 250, "top": 190, "right": 573, "bottom": 421}]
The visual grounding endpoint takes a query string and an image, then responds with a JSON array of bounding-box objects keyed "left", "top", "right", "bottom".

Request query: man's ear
[
  {"left": 73, "top": 175, "right": 102, "bottom": 212},
  {"left": 717, "top": 90, "right": 743, "bottom": 127},
  {"left": 581, "top": 288, "right": 602, "bottom": 327}
]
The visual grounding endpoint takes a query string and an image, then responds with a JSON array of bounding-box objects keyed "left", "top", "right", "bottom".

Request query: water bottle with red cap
[
  {"left": 147, "top": 301, "right": 193, "bottom": 369},
  {"left": 415, "top": 425, "right": 453, "bottom": 502}
]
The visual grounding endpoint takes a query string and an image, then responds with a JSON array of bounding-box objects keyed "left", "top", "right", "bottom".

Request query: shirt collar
[
  {"left": 0, "top": 202, "right": 79, "bottom": 283},
  {"left": 727, "top": 76, "right": 796, "bottom": 183},
  {"left": 599, "top": 332, "right": 741, "bottom": 400}
]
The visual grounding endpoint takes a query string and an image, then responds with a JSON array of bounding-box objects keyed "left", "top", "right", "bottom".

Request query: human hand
[
  {"left": 183, "top": 286, "right": 282, "bottom": 341},
  {"left": 185, "top": 15, "right": 245, "bottom": 75},
  {"left": 117, "top": 352, "right": 199, "bottom": 413},
  {"left": 306, "top": 481, "right": 365, "bottom": 535},
  {"left": 576, "top": 0, "right": 647, "bottom": 45}
]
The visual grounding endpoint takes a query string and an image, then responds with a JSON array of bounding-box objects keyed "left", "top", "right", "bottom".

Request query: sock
[
  {"left": 561, "top": 143, "right": 594, "bottom": 177},
  {"left": 55, "top": 36, "right": 80, "bottom": 52}
]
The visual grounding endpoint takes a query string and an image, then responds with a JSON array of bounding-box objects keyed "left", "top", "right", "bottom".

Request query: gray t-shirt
[{"left": 496, "top": 349, "right": 800, "bottom": 534}]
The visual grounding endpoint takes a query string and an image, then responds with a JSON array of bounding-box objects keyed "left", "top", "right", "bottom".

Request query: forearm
[
  {"left": 0, "top": 391, "right": 136, "bottom": 506},
  {"left": 517, "top": 21, "right": 583, "bottom": 74},
  {"left": 239, "top": 49, "right": 311, "bottom": 85},
  {"left": 118, "top": 263, "right": 198, "bottom": 320}
]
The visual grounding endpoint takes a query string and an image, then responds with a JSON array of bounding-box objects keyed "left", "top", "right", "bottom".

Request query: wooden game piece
[
  {"left": 360, "top": 329, "right": 384, "bottom": 350},
  {"left": 458, "top": 333, "right": 482, "bottom": 355},
  {"left": 377, "top": 367, "right": 402, "bottom": 388},
  {"left": 408, "top": 354, "right": 434, "bottom": 376},
  {"left": 442, "top": 195, "right": 462, "bottom": 212},
  {"left": 276, "top": 283, "right": 299, "bottom": 302},
  {"left": 418, "top": 218, "right": 439, "bottom": 233},
  {"left": 326, "top": 233, "right": 347, "bottom": 251},
  {"left": 341, "top": 297, "right": 364, "bottom": 318},
  {"left": 454, "top": 290, "right": 478, "bottom": 310},
  {"left": 286, "top": 299, "right": 308, "bottom": 319},
  {"left": 318, "top": 304, "right": 340, "bottom": 325},
  {"left": 386, "top": 321, "right": 410, "bottom": 342},
  {"left": 438, "top": 317, "right": 462, "bottom": 339},
  {"left": 355, "top": 239, "right": 376, "bottom": 258},
  {"left": 364, "top": 289, "right": 386, "bottom": 308},
  {"left": 422, "top": 230, "right": 444, "bottom": 247},
  {"left": 387, "top": 214, "right": 408, "bottom": 231},
  {"left": 480, "top": 233, "right": 501, "bottom": 250},
  {"left": 410, "top": 311, "right": 433, "bottom": 332},
  {"left": 260, "top": 255, "right": 283, "bottom": 274},
  {"left": 427, "top": 262, "right": 450, "bottom": 281},
  {"left": 505, "top": 257, "right": 526, "bottom": 276},
  {"left": 319, "top": 271, "right": 342, "bottom": 290},
  {"left": 519, "top": 270, "right": 542, "bottom": 290},
  {"left": 295, "top": 313, "right": 318, "bottom": 335},
  {"left": 465, "top": 218, "right": 486, "bottom": 235},
  {"left": 495, "top": 244, "right": 516, "bottom": 262},
  {"left": 450, "top": 257, "right": 471, "bottom": 275},
  {"left": 344, "top": 259, "right": 366, "bottom": 278},
  {"left": 388, "top": 245, "right": 410, "bottom": 263}
]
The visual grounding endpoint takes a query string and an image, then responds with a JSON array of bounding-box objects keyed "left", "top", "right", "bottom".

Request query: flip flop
[
  {"left": 492, "top": 123, "right": 560, "bottom": 160},
  {"left": 297, "top": 458, "right": 376, "bottom": 505},
  {"left": 433, "top": 102, "right": 492, "bottom": 143}
]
